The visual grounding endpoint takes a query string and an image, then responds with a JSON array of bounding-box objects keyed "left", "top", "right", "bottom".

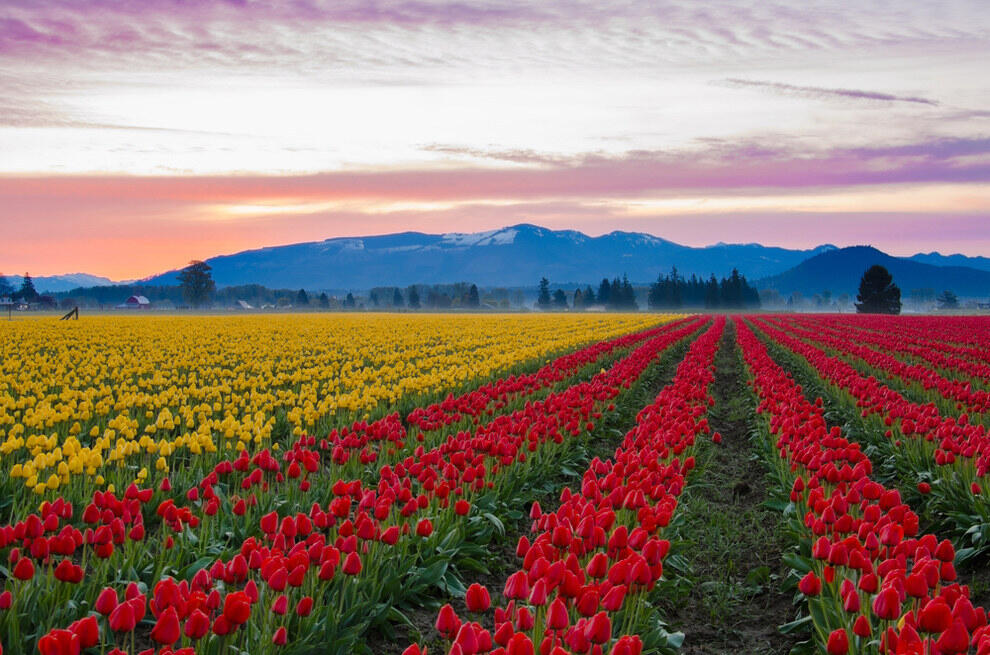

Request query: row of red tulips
[
  {"left": 403, "top": 317, "right": 726, "bottom": 655},
  {"left": 0, "top": 320, "right": 706, "bottom": 655},
  {"left": 748, "top": 316, "right": 990, "bottom": 483},
  {"left": 737, "top": 317, "right": 990, "bottom": 654},
  {"left": 408, "top": 319, "right": 695, "bottom": 432},
  {"left": 767, "top": 316, "right": 990, "bottom": 416},
  {"left": 783, "top": 315, "right": 990, "bottom": 389},
  {"left": 747, "top": 317, "right": 990, "bottom": 557},
  {"left": 831, "top": 316, "right": 990, "bottom": 367}
]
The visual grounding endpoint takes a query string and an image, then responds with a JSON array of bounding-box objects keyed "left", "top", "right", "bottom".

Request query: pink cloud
[
  {"left": 4, "top": 137, "right": 988, "bottom": 203},
  {"left": 2, "top": 137, "right": 987, "bottom": 278}
]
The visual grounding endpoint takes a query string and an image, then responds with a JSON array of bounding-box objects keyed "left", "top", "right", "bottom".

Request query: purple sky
[{"left": 1, "top": 0, "right": 988, "bottom": 278}]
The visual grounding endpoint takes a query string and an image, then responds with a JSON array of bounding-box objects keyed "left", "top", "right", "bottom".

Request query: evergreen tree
[
  {"left": 937, "top": 290, "right": 959, "bottom": 310},
  {"left": 393, "top": 288, "right": 403, "bottom": 307},
  {"left": 319, "top": 292, "right": 330, "bottom": 308},
  {"left": 704, "top": 274, "right": 720, "bottom": 308},
  {"left": 178, "top": 261, "right": 215, "bottom": 307},
  {"left": 18, "top": 272, "right": 39, "bottom": 302},
  {"left": 296, "top": 289, "right": 310, "bottom": 305},
  {"left": 583, "top": 285, "right": 596, "bottom": 305},
  {"left": 648, "top": 273, "right": 662, "bottom": 309},
  {"left": 573, "top": 288, "right": 584, "bottom": 308},
  {"left": 620, "top": 274, "right": 637, "bottom": 310},
  {"left": 407, "top": 286, "right": 420, "bottom": 309},
  {"left": 537, "top": 277, "right": 551, "bottom": 308},
  {"left": 468, "top": 284, "right": 480, "bottom": 308},
  {"left": 597, "top": 279, "right": 611, "bottom": 307},
  {"left": 0, "top": 273, "right": 12, "bottom": 297},
  {"left": 345, "top": 292, "right": 356, "bottom": 308},
  {"left": 855, "top": 265, "right": 901, "bottom": 314},
  {"left": 553, "top": 289, "right": 568, "bottom": 309},
  {"left": 724, "top": 268, "right": 744, "bottom": 306}
]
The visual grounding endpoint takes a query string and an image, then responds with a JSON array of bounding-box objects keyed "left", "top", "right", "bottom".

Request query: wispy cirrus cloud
[
  {"left": 719, "top": 78, "right": 939, "bottom": 106},
  {"left": 421, "top": 144, "right": 573, "bottom": 166},
  {"left": 5, "top": 136, "right": 988, "bottom": 206}
]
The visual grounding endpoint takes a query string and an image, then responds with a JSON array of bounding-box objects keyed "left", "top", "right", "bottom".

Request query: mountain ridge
[
  {"left": 138, "top": 223, "right": 841, "bottom": 289},
  {"left": 758, "top": 246, "right": 990, "bottom": 297},
  {"left": 12, "top": 225, "right": 990, "bottom": 295}
]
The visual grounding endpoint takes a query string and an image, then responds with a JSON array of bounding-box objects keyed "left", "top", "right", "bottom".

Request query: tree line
[
  {"left": 647, "top": 267, "right": 760, "bottom": 309},
  {"left": 0, "top": 272, "right": 41, "bottom": 303},
  {"left": 537, "top": 275, "right": 640, "bottom": 310}
]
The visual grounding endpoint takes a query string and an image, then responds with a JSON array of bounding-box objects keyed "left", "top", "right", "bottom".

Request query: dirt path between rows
[{"left": 663, "top": 321, "right": 800, "bottom": 655}]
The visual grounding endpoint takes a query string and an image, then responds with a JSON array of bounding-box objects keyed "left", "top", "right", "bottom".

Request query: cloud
[
  {"left": 4, "top": 136, "right": 988, "bottom": 207},
  {"left": 421, "top": 144, "right": 573, "bottom": 166},
  {"left": 719, "top": 78, "right": 938, "bottom": 106}
]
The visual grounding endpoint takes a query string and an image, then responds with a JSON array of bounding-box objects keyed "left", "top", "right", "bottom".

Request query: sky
[{"left": 1, "top": 0, "right": 988, "bottom": 280}]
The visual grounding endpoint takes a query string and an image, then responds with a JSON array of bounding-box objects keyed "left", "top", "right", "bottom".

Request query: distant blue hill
[
  {"left": 3, "top": 273, "right": 114, "bottom": 294},
  {"left": 757, "top": 246, "right": 990, "bottom": 298},
  {"left": 139, "top": 223, "right": 838, "bottom": 289},
  {"left": 908, "top": 251, "right": 990, "bottom": 273}
]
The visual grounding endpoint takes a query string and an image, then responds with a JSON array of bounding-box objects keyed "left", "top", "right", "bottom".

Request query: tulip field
[{"left": 2, "top": 313, "right": 990, "bottom": 655}]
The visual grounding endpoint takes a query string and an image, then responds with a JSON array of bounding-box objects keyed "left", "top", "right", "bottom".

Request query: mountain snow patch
[{"left": 441, "top": 228, "right": 517, "bottom": 247}]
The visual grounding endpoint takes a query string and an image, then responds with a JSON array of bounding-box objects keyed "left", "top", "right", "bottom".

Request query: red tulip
[
  {"left": 852, "top": 615, "right": 872, "bottom": 638},
  {"left": 267, "top": 567, "right": 288, "bottom": 592},
  {"left": 610, "top": 635, "right": 643, "bottom": 655},
  {"left": 576, "top": 588, "right": 599, "bottom": 617},
  {"left": 453, "top": 624, "right": 478, "bottom": 653},
  {"left": 53, "top": 559, "right": 83, "bottom": 584},
  {"left": 12, "top": 557, "right": 34, "bottom": 581},
  {"left": 150, "top": 606, "right": 181, "bottom": 645},
  {"left": 826, "top": 628, "right": 848, "bottom": 655},
  {"left": 381, "top": 526, "right": 400, "bottom": 545},
  {"left": 223, "top": 591, "right": 251, "bottom": 625},
  {"left": 184, "top": 609, "right": 211, "bottom": 640},
  {"left": 506, "top": 633, "right": 534, "bottom": 655},
  {"left": 935, "top": 618, "right": 970, "bottom": 654},
  {"left": 272, "top": 626, "right": 288, "bottom": 645},
  {"left": 798, "top": 571, "right": 821, "bottom": 596},
  {"left": 260, "top": 511, "right": 278, "bottom": 534},
  {"left": 503, "top": 571, "right": 530, "bottom": 600},
  {"left": 584, "top": 611, "right": 611, "bottom": 644},
  {"left": 872, "top": 586, "right": 901, "bottom": 621},
  {"left": 416, "top": 519, "right": 433, "bottom": 537},
  {"left": 601, "top": 584, "right": 627, "bottom": 612},
  {"left": 342, "top": 552, "right": 362, "bottom": 576},
  {"left": 435, "top": 604, "right": 461, "bottom": 639},
  {"left": 37, "top": 630, "right": 80, "bottom": 655},
  {"left": 546, "top": 597, "right": 569, "bottom": 631},
  {"left": 919, "top": 598, "right": 953, "bottom": 634},
  {"left": 95, "top": 587, "right": 118, "bottom": 615},
  {"left": 296, "top": 596, "right": 314, "bottom": 617},
  {"left": 69, "top": 616, "right": 99, "bottom": 649},
  {"left": 465, "top": 583, "right": 491, "bottom": 613},
  {"left": 0, "top": 590, "right": 11, "bottom": 610},
  {"left": 515, "top": 607, "right": 534, "bottom": 631},
  {"left": 212, "top": 615, "right": 233, "bottom": 636},
  {"left": 528, "top": 579, "right": 548, "bottom": 606},
  {"left": 586, "top": 553, "right": 608, "bottom": 579},
  {"left": 108, "top": 601, "right": 137, "bottom": 633}
]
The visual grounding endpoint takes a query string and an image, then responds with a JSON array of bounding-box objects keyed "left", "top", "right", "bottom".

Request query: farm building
[{"left": 116, "top": 295, "right": 151, "bottom": 309}]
